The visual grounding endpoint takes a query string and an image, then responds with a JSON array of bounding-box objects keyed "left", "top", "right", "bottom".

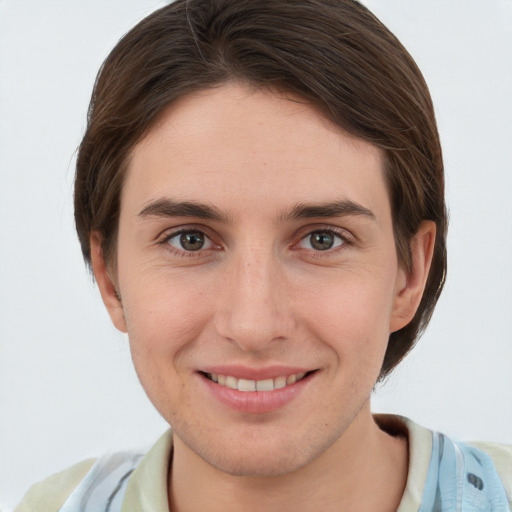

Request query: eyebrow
[
  {"left": 138, "top": 199, "right": 228, "bottom": 222},
  {"left": 138, "top": 198, "right": 375, "bottom": 223},
  {"left": 284, "top": 200, "right": 376, "bottom": 221}
]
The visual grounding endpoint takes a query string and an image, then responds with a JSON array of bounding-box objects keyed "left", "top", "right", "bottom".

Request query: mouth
[
  {"left": 200, "top": 370, "right": 315, "bottom": 392},
  {"left": 199, "top": 367, "right": 318, "bottom": 413}
]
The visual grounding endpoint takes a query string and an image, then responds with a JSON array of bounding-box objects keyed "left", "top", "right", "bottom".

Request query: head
[
  {"left": 75, "top": 0, "right": 446, "bottom": 381},
  {"left": 75, "top": 1, "right": 445, "bottom": 477}
]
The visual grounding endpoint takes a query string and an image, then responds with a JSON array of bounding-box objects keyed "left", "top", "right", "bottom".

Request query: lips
[{"left": 199, "top": 367, "right": 316, "bottom": 413}]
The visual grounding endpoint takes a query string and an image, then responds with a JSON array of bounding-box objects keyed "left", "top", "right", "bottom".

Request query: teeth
[
  {"left": 274, "top": 376, "right": 287, "bottom": 389},
  {"left": 256, "top": 378, "right": 274, "bottom": 391},
  {"left": 206, "top": 372, "right": 309, "bottom": 392},
  {"left": 225, "top": 376, "right": 238, "bottom": 390},
  {"left": 238, "top": 379, "right": 256, "bottom": 392}
]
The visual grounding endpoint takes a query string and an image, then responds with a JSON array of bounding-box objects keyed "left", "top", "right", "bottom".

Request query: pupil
[
  {"left": 311, "top": 232, "right": 334, "bottom": 250},
  {"left": 180, "top": 232, "right": 204, "bottom": 251}
]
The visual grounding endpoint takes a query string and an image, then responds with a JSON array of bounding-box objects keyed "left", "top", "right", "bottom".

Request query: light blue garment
[
  {"left": 419, "top": 432, "right": 510, "bottom": 512},
  {"left": 57, "top": 451, "right": 143, "bottom": 512}
]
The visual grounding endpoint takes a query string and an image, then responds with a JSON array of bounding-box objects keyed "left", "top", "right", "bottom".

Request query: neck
[{"left": 169, "top": 405, "right": 408, "bottom": 512}]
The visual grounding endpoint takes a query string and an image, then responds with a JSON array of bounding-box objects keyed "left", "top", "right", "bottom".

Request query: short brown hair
[{"left": 74, "top": 0, "right": 447, "bottom": 379}]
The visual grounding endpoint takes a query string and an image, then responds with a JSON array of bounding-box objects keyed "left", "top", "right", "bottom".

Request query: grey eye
[
  {"left": 299, "top": 231, "right": 343, "bottom": 251},
  {"left": 168, "top": 230, "right": 213, "bottom": 251}
]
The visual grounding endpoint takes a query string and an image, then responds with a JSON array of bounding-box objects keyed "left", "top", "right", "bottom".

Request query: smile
[
  {"left": 200, "top": 368, "right": 316, "bottom": 413},
  {"left": 204, "top": 372, "right": 309, "bottom": 392}
]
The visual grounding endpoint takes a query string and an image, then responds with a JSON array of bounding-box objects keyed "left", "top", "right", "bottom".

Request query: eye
[
  {"left": 166, "top": 230, "right": 215, "bottom": 252},
  {"left": 298, "top": 230, "right": 345, "bottom": 251}
]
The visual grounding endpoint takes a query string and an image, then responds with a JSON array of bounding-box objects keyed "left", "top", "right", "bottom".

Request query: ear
[
  {"left": 390, "top": 221, "right": 436, "bottom": 333},
  {"left": 90, "top": 232, "right": 127, "bottom": 333}
]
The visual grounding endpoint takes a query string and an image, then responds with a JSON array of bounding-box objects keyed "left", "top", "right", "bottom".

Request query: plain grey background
[{"left": 1, "top": 1, "right": 511, "bottom": 509}]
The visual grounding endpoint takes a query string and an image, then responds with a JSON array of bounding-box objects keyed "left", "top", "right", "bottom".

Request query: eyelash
[
  {"left": 295, "top": 228, "right": 351, "bottom": 255},
  {"left": 157, "top": 226, "right": 354, "bottom": 258},
  {"left": 157, "top": 228, "right": 219, "bottom": 258}
]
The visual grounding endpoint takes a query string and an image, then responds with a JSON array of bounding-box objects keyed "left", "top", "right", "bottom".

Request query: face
[{"left": 93, "top": 83, "right": 431, "bottom": 477}]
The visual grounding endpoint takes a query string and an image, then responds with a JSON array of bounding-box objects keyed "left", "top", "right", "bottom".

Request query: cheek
[
  {"left": 298, "top": 269, "right": 396, "bottom": 362},
  {"left": 121, "top": 277, "right": 210, "bottom": 416},
  {"left": 120, "top": 270, "right": 212, "bottom": 362}
]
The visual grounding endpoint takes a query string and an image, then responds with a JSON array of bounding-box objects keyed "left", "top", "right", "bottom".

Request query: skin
[{"left": 91, "top": 83, "right": 435, "bottom": 511}]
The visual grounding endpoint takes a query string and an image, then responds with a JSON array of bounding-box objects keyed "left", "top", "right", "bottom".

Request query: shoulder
[
  {"left": 14, "top": 458, "right": 97, "bottom": 512},
  {"left": 13, "top": 430, "right": 173, "bottom": 512},
  {"left": 469, "top": 440, "right": 512, "bottom": 506},
  {"left": 377, "top": 415, "right": 512, "bottom": 511}
]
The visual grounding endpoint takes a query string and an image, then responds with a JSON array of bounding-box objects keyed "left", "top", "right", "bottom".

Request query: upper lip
[{"left": 199, "top": 365, "right": 315, "bottom": 381}]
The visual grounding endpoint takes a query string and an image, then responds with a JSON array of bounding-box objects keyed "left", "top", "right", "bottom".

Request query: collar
[{"left": 121, "top": 415, "right": 433, "bottom": 512}]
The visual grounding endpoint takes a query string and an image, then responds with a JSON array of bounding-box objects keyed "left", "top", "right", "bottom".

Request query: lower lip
[{"left": 199, "top": 372, "right": 314, "bottom": 414}]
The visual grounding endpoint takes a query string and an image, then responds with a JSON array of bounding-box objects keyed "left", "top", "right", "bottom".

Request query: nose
[{"left": 214, "top": 246, "right": 293, "bottom": 352}]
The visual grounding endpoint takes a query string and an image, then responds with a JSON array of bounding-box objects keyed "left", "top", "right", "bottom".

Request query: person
[{"left": 14, "top": 0, "right": 511, "bottom": 511}]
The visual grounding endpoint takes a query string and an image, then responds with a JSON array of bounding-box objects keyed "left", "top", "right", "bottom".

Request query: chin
[
  {"left": 178, "top": 421, "right": 344, "bottom": 479},
  {"left": 206, "top": 447, "right": 312, "bottom": 478}
]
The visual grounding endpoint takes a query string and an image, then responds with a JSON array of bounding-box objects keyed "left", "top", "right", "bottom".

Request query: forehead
[{"left": 123, "top": 83, "right": 389, "bottom": 220}]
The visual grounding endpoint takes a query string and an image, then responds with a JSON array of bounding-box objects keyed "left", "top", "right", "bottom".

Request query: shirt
[{"left": 15, "top": 415, "right": 512, "bottom": 511}]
